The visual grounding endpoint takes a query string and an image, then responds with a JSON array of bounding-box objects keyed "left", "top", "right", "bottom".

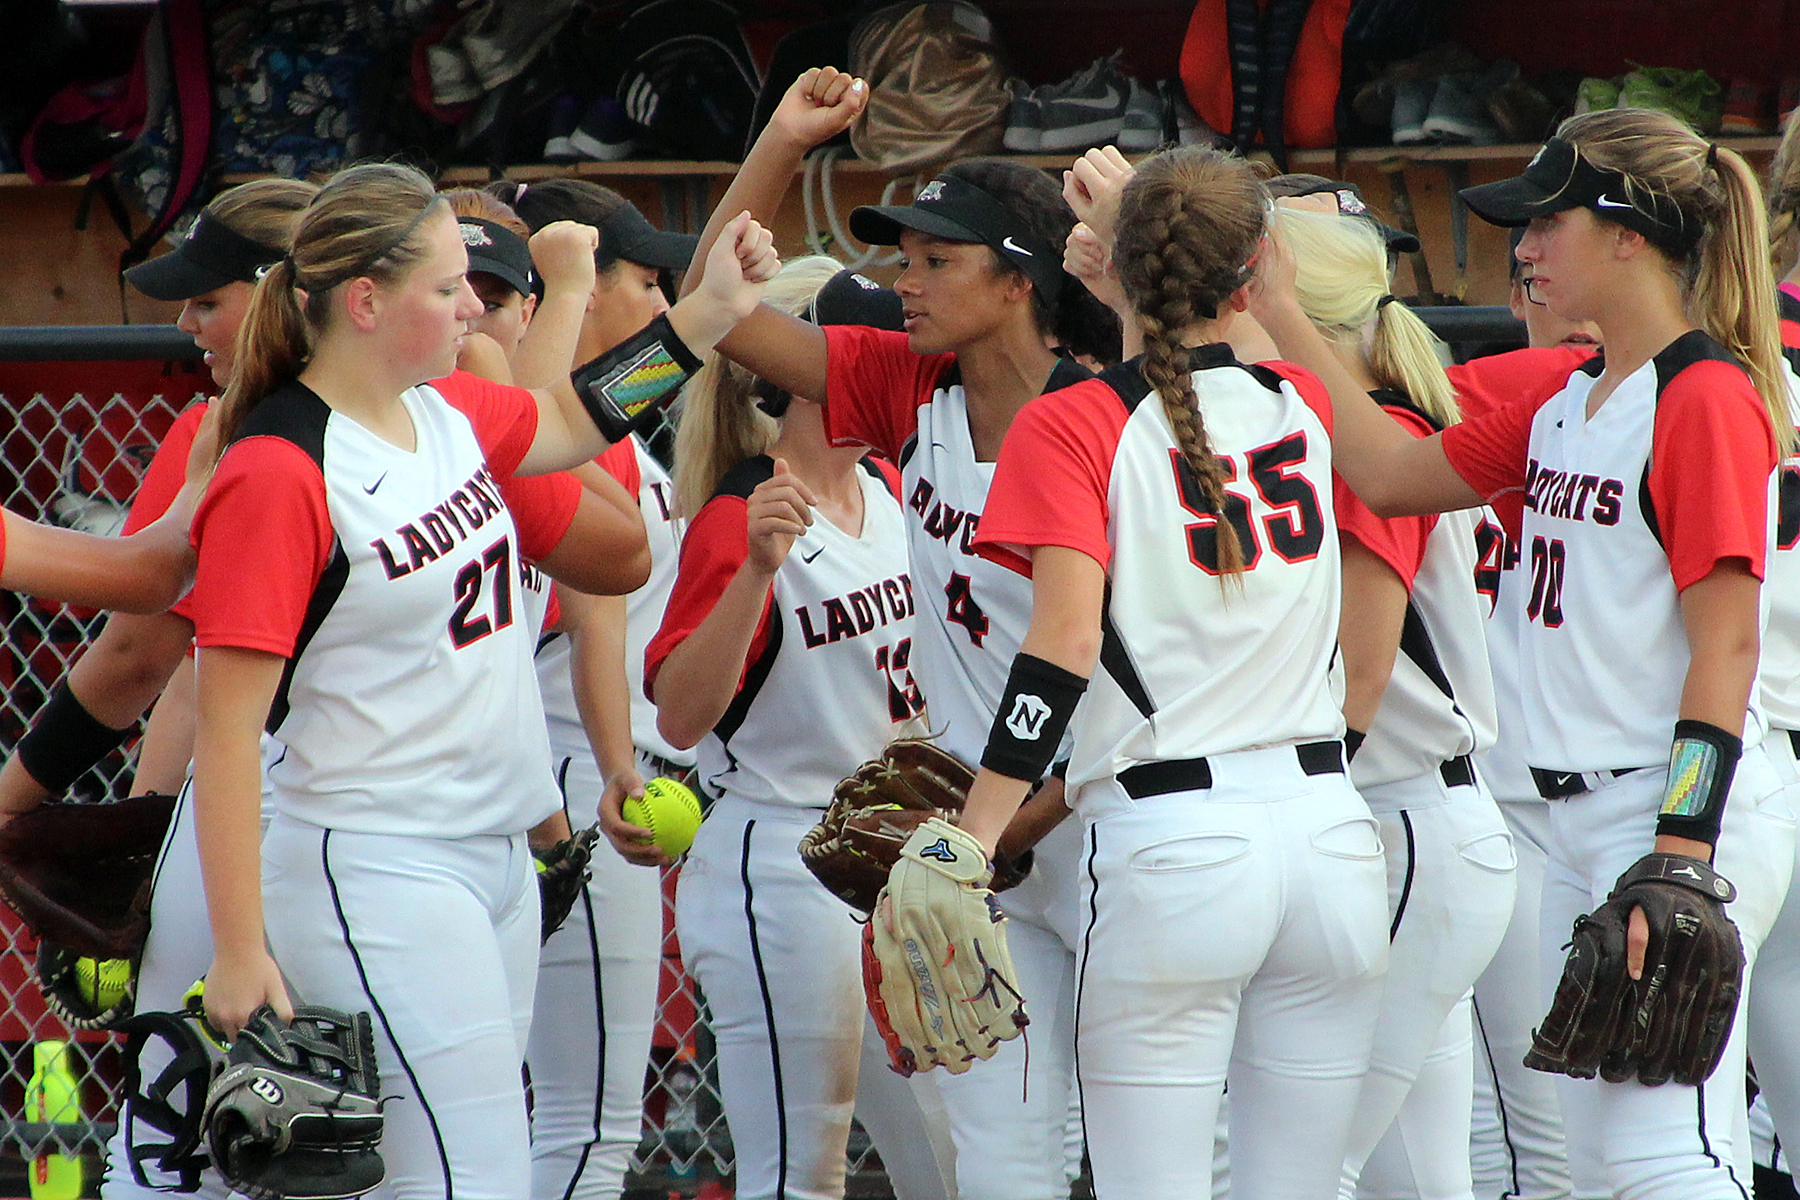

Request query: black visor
[
  {"left": 124, "top": 211, "right": 285, "bottom": 301},
  {"left": 1459, "top": 137, "right": 1699, "bottom": 257},
  {"left": 1267, "top": 174, "right": 1422, "bottom": 256},
  {"left": 598, "top": 203, "right": 699, "bottom": 272},
  {"left": 808, "top": 269, "right": 905, "bottom": 332},
  {"left": 851, "top": 175, "right": 1065, "bottom": 302},
  {"left": 460, "top": 219, "right": 534, "bottom": 298}
]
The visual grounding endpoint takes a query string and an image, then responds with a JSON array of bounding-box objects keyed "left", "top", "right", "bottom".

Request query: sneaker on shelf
[
  {"left": 1004, "top": 78, "right": 1045, "bottom": 152},
  {"left": 568, "top": 96, "right": 638, "bottom": 161},
  {"left": 1618, "top": 65, "right": 1724, "bottom": 134},
  {"left": 1781, "top": 77, "right": 1800, "bottom": 127},
  {"left": 1390, "top": 78, "right": 1434, "bottom": 145},
  {"left": 1721, "top": 76, "right": 1775, "bottom": 135},
  {"left": 1422, "top": 64, "right": 1505, "bottom": 144},
  {"left": 1117, "top": 77, "right": 1163, "bottom": 151},
  {"left": 1035, "top": 54, "right": 1131, "bottom": 152},
  {"left": 1575, "top": 76, "right": 1621, "bottom": 115},
  {"left": 543, "top": 94, "right": 583, "bottom": 160}
]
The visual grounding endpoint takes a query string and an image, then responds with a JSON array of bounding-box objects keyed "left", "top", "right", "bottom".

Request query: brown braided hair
[
  {"left": 1113, "top": 146, "right": 1268, "bottom": 576},
  {"left": 1770, "top": 105, "right": 1800, "bottom": 277}
]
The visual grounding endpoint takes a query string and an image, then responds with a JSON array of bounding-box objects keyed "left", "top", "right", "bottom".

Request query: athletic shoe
[
  {"left": 1117, "top": 77, "right": 1163, "bottom": 151},
  {"left": 1390, "top": 78, "right": 1433, "bottom": 145},
  {"left": 1004, "top": 79, "right": 1044, "bottom": 152},
  {"left": 543, "top": 94, "right": 582, "bottom": 160},
  {"left": 1721, "top": 76, "right": 1775, "bottom": 134},
  {"left": 1034, "top": 55, "right": 1132, "bottom": 152},
  {"left": 568, "top": 96, "right": 637, "bottom": 161},
  {"left": 1422, "top": 66, "right": 1503, "bottom": 144},
  {"left": 1575, "top": 76, "right": 1620, "bottom": 115}
]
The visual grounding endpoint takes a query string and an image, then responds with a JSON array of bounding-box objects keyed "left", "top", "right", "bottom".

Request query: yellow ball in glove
[
  {"left": 622, "top": 777, "right": 703, "bottom": 858},
  {"left": 78, "top": 956, "right": 132, "bottom": 1012}
]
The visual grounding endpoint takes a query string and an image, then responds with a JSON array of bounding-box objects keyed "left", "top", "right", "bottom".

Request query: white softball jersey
[
  {"left": 974, "top": 345, "right": 1344, "bottom": 802},
  {"left": 534, "top": 434, "right": 693, "bottom": 769},
  {"left": 1442, "top": 331, "right": 1778, "bottom": 773},
  {"left": 188, "top": 371, "right": 570, "bottom": 839},
  {"left": 821, "top": 325, "right": 1089, "bottom": 769},
  {"left": 645, "top": 455, "right": 926, "bottom": 809},
  {"left": 1335, "top": 393, "right": 1496, "bottom": 790},
  {"left": 1762, "top": 290, "right": 1800, "bottom": 731}
]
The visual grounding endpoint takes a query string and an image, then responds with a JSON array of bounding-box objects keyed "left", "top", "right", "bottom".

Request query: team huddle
[{"left": 0, "top": 61, "right": 1798, "bottom": 1200}]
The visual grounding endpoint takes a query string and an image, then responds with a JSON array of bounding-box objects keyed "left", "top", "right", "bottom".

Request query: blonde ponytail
[{"left": 672, "top": 255, "right": 845, "bottom": 517}]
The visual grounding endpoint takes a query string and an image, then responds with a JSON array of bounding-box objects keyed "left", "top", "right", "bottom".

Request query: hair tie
[
  {"left": 283, "top": 254, "right": 298, "bottom": 279},
  {"left": 1707, "top": 143, "right": 1721, "bottom": 170},
  {"left": 1377, "top": 294, "right": 1399, "bottom": 309}
]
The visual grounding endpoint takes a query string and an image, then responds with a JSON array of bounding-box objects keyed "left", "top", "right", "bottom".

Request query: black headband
[
  {"left": 1459, "top": 137, "right": 1701, "bottom": 259},
  {"left": 849, "top": 175, "right": 1066, "bottom": 302}
]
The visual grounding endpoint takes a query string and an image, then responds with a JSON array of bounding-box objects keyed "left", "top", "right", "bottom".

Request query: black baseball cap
[
  {"left": 460, "top": 218, "right": 534, "bottom": 298},
  {"left": 850, "top": 175, "right": 1065, "bottom": 302},
  {"left": 808, "top": 269, "right": 905, "bottom": 332},
  {"left": 1458, "top": 137, "right": 1699, "bottom": 257},
  {"left": 598, "top": 203, "right": 699, "bottom": 272},
  {"left": 124, "top": 210, "right": 285, "bottom": 301},
  {"left": 1267, "top": 174, "right": 1423, "bottom": 256}
]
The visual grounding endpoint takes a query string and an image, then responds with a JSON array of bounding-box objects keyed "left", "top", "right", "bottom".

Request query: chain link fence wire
[{"left": 0, "top": 336, "right": 905, "bottom": 1198}]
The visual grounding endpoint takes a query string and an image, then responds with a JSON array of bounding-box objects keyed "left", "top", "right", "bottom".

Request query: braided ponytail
[{"left": 1114, "top": 147, "right": 1268, "bottom": 578}]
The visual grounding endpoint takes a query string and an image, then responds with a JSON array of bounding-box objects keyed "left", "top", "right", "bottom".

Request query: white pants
[
  {"left": 526, "top": 750, "right": 662, "bottom": 1200},
  {"left": 935, "top": 811, "right": 1083, "bottom": 1200},
  {"left": 1469, "top": 797, "right": 1571, "bottom": 1200},
  {"left": 674, "top": 797, "right": 954, "bottom": 1200},
  {"left": 1541, "top": 749, "right": 1796, "bottom": 1200},
  {"left": 1072, "top": 747, "right": 1389, "bottom": 1200},
  {"left": 1749, "top": 728, "right": 1800, "bottom": 1174},
  {"left": 1340, "top": 771, "right": 1517, "bottom": 1200},
  {"left": 1359, "top": 993, "right": 1475, "bottom": 1199},
  {"left": 101, "top": 781, "right": 232, "bottom": 1200},
  {"left": 262, "top": 814, "right": 543, "bottom": 1200}
]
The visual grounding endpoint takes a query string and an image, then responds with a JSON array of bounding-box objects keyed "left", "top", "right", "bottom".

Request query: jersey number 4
[
  {"left": 1171, "top": 433, "right": 1324, "bottom": 575},
  {"left": 449, "top": 537, "right": 515, "bottom": 648}
]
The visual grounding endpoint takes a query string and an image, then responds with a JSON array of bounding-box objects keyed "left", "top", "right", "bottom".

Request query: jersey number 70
[{"left": 1170, "top": 433, "right": 1324, "bottom": 574}]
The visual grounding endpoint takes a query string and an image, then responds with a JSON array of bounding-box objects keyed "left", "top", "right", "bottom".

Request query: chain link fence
[{"left": 0, "top": 336, "right": 904, "bottom": 1199}]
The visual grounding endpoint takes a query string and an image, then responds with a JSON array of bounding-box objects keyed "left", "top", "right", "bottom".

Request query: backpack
[
  {"left": 1179, "top": 0, "right": 1353, "bottom": 168},
  {"left": 606, "top": 0, "right": 761, "bottom": 161},
  {"left": 848, "top": 2, "right": 1009, "bottom": 175}
]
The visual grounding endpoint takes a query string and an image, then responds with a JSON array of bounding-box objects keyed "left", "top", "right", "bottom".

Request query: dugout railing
[{"left": 0, "top": 306, "right": 1526, "bottom": 1198}]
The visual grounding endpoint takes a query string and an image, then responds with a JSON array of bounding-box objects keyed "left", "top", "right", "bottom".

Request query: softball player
[
  {"left": 940, "top": 144, "right": 1387, "bottom": 1200},
  {"left": 1745, "top": 109, "right": 1800, "bottom": 1189},
  {"left": 1256, "top": 109, "right": 1796, "bottom": 1200},
  {"left": 698, "top": 69, "right": 1120, "bottom": 1200},
  {"left": 183, "top": 162, "right": 776, "bottom": 1200},
  {"left": 1272, "top": 205, "right": 1516, "bottom": 1200},
  {"left": 494, "top": 179, "right": 697, "bottom": 1200},
  {"left": 647, "top": 255, "right": 955, "bottom": 1200}
]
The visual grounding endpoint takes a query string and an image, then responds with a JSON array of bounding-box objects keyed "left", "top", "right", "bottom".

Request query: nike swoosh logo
[
  {"left": 1594, "top": 195, "right": 1633, "bottom": 209},
  {"left": 363, "top": 472, "right": 388, "bottom": 495},
  {"left": 802, "top": 546, "right": 825, "bottom": 563},
  {"left": 1051, "top": 88, "right": 1122, "bottom": 112},
  {"left": 1001, "top": 236, "right": 1033, "bottom": 257}
]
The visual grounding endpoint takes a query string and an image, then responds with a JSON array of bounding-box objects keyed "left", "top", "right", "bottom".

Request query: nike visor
[
  {"left": 1458, "top": 136, "right": 1699, "bottom": 257},
  {"left": 852, "top": 174, "right": 1065, "bottom": 301}
]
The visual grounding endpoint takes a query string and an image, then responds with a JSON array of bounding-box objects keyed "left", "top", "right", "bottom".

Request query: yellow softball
[
  {"left": 622, "top": 777, "right": 703, "bottom": 858},
  {"left": 78, "top": 957, "right": 131, "bottom": 1012}
]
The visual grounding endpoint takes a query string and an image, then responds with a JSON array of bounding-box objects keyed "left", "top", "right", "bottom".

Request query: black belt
[
  {"left": 1118, "top": 740, "right": 1345, "bottom": 800},
  {"left": 1530, "top": 765, "right": 1643, "bottom": 799},
  {"left": 1788, "top": 728, "right": 1800, "bottom": 760},
  {"left": 642, "top": 753, "right": 696, "bottom": 784},
  {"left": 1439, "top": 755, "right": 1475, "bottom": 789}
]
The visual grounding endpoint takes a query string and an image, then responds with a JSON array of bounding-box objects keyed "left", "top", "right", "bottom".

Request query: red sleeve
[
  {"left": 1333, "top": 405, "right": 1437, "bottom": 587},
  {"left": 1446, "top": 346, "right": 1592, "bottom": 422},
  {"left": 642, "top": 495, "right": 773, "bottom": 699},
  {"left": 432, "top": 370, "right": 540, "bottom": 478},
  {"left": 821, "top": 324, "right": 955, "bottom": 461},
  {"left": 1439, "top": 390, "right": 1555, "bottom": 517},
  {"left": 188, "top": 438, "right": 333, "bottom": 655},
  {"left": 498, "top": 470, "right": 581, "bottom": 564},
  {"left": 973, "top": 380, "right": 1128, "bottom": 575},
  {"left": 1255, "top": 360, "right": 1333, "bottom": 436},
  {"left": 1648, "top": 360, "right": 1777, "bottom": 590},
  {"left": 121, "top": 402, "right": 207, "bottom": 535},
  {"left": 596, "top": 437, "right": 642, "bottom": 494},
  {"left": 544, "top": 587, "right": 563, "bottom": 631}
]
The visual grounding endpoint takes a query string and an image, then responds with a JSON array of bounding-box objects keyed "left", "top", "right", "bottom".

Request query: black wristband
[
  {"left": 981, "top": 653, "right": 1087, "bottom": 782},
  {"left": 16, "top": 682, "right": 131, "bottom": 793},
  {"left": 1344, "top": 728, "right": 1366, "bottom": 762},
  {"left": 568, "top": 314, "right": 702, "bottom": 443},
  {"left": 1655, "top": 718, "right": 1742, "bottom": 847}
]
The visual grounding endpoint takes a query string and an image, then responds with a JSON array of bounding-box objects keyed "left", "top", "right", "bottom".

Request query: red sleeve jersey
[
  {"left": 642, "top": 492, "right": 771, "bottom": 699},
  {"left": 1334, "top": 402, "right": 1438, "bottom": 587},
  {"left": 1446, "top": 346, "right": 1593, "bottom": 422},
  {"left": 821, "top": 325, "right": 957, "bottom": 460},
  {"left": 432, "top": 370, "right": 541, "bottom": 478},
  {"left": 496, "top": 471, "right": 581, "bottom": 564},
  {"left": 121, "top": 402, "right": 207, "bottom": 535}
]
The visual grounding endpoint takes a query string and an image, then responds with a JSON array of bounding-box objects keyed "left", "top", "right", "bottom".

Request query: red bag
[{"left": 1180, "top": 0, "right": 1352, "bottom": 162}]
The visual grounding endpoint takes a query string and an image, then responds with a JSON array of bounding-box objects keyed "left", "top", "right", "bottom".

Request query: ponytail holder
[
  {"left": 1707, "top": 143, "right": 1721, "bottom": 170},
  {"left": 1377, "top": 294, "right": 1399, "bottom": 309}
]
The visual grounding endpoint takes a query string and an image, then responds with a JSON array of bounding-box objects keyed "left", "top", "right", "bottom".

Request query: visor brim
[
  {"left": 123, "top": 251, "right": 241, "bottom": 302},
  {"left": 849, "top": 204, "right": 985, "bottom": 248},
  {"left": 615, "top": 229, "right": 699, "bottom": 272},
  {"left": 1458, "top": 176, "right": 1570, "bottom": 228}
]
